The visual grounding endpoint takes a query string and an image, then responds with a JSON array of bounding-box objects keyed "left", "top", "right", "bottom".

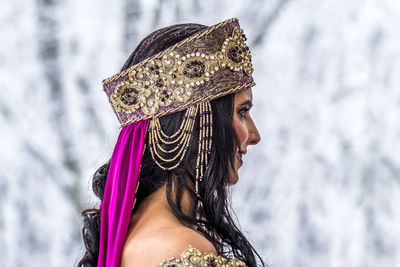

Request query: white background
[{"left": 1, "top": 0, "right": 400, "bottom": 266}]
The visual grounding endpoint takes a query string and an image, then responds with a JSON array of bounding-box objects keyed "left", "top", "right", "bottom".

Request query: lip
[{"left": 236, "top": 150, "right": 246, "bottom": 165}]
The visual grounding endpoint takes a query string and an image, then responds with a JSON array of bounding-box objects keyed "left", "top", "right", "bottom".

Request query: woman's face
[{"left": 229, "top": 88, "right": 261, "bottom": 184}]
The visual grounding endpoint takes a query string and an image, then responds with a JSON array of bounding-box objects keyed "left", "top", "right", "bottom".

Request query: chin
[{"left": 228, "top": 169, "right": 239, "bottom": 185}]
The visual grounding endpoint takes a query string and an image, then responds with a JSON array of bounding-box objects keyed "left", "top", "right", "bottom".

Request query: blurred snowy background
[{"left": 1, "top": 0, "right": 400, "bottom": 266}]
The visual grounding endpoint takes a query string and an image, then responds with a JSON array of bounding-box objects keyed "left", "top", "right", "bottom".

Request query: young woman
[{"left": 78, "top": 18, "right": 265, "bottom": 267}]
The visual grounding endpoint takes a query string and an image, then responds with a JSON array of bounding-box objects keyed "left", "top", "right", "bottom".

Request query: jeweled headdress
[
  {"left": 98, "top": 18, "right": 255, "bottom": 267},
  {"left": 103, "top": 18, "right": 254, "bottom": 125}
]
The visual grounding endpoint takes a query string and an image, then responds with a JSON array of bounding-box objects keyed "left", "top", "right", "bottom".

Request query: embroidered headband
[{"left": 103, "top": 18, "right": 254, "bottom": 127}]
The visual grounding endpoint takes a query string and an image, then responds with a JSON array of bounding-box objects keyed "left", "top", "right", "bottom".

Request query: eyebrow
[{"left": 237, "top": 100, "right": 253, "bottom": 107}]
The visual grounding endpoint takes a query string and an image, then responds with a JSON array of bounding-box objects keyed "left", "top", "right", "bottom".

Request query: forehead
[{"left": 234, "top": 87, "right": 253, "bottom": 103}]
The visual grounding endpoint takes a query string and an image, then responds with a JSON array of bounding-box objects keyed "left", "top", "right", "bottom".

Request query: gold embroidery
[
  {"left": 103, "top": 18, "right": 255, "bottom": 127},
  {"left": 104, "top": 18, "right": 240, "bottom": 84},
  {"left": 110, "top": 27, "right": 252, "bottom": 118},
  {"left": 160, "top": 247, "right": 247, "bottom": 267}
]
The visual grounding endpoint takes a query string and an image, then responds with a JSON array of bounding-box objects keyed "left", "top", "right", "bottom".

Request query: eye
[{"left": 238, "top": 103, "right": 253, "bottom": 118}]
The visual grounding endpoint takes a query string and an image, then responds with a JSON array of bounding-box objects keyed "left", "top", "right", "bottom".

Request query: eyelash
[{"left": 238, "top": 104, "right": 253, "bottom": 117}]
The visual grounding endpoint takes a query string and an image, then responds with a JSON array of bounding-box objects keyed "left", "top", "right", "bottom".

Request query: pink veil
[{"left": 97, "top": 119, "right": 149, "bottom": 267}]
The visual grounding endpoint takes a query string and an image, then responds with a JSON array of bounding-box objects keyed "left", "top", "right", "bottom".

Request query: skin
[
  {"left": 230, "top": 87, "right": 261, "bottom": 184},
  {"left": 120, "top": 88, "right": 260, "bottom": 266}
]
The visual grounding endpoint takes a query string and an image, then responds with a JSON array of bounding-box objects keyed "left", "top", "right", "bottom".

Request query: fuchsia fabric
[{"left": 98, "top": 120, "right": 149, "bottom": 267}]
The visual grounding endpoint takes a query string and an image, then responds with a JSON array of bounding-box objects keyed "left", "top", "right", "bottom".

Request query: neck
[{"left": 131, "top": 176, "right": 196, "bottom": 228}]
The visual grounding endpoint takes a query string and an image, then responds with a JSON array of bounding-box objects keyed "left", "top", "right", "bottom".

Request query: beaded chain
[
  {"left": 147, "top": 101, "right": 213, "bottom": 197},
  {"left": 148, "top": 105, "right": 198, "bottom": 171},
  {"left": 195, "top": 101, "right": 213, "bottom": 196}
]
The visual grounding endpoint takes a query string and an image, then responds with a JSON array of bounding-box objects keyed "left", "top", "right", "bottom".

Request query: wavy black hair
[{"left": 78, "top": 22, "right": 265, "bottom": 267}]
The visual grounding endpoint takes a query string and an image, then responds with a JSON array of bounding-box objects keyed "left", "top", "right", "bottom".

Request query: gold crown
[{"left": 103, "top": 18, "right": 254, "bottom": 126}]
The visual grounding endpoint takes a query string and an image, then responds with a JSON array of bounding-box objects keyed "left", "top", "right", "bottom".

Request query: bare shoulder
[{"left": 120, "top": 226, "right": 217, "bottom": 267}]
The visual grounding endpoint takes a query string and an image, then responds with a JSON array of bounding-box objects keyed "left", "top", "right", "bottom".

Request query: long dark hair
[{"left": 78, "top": 23, "right": 265, "bottom": 267}]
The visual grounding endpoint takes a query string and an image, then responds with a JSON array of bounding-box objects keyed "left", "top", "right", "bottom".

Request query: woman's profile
[{"left": 78, "top": 18, "right": 265, "bottom": 267}]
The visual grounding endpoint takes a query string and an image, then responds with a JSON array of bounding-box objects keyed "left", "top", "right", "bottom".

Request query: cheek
[{"left": 233, "top": 117, "right": 248, "bottom": 146}]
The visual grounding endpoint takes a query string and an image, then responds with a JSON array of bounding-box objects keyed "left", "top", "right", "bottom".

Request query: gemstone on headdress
[
  {"left": 221, "top": 27, "right": 253, "bottom": 75},
  {"left": 182, "top": 60, "right": 206, "bottom": 79},
  {"left": 156, "top": 87, "right": 174, "bottom": 106},
  {"left": 120, "top": 87, "right": 139, "bottom": 106},
  {"left": 110, "top": 81, "right": 146, "bottom": 113},
  {"left": 227, "top": 46, "right": 243, "bottom": 63}
]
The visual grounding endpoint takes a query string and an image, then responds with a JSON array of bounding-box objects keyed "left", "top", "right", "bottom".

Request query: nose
[{"left": 248, "top": 118, "right": 261, "bottom": 146}]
